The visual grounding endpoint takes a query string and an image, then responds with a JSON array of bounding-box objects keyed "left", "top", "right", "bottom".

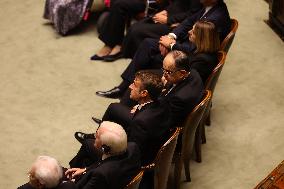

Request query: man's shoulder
[
  {"left": 58, "top": 181, "right": 77, "bottom": 189},
  {"left": 134, "top": 102, "right": 169, "bottom": 121}
]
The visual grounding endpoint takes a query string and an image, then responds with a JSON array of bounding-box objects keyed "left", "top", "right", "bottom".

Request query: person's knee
[
  {"left": 111, "top": 0, "right": 131, "bottom": 10},
  {"left": 140, "top": 38, "right": 158, "bottom": 49},
  {"left": 128, "top": 23, "right": 145, "bottom": 37}
]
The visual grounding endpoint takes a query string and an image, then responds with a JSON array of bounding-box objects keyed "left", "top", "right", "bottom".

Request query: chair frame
[
  {"left": 142, "top": 127, "right": 180, "bottom": 189},
  {"left": 203, "top": 51, "right": 226, "bottom": 126},
  {"left": 173, "top": 90, "right": 212, "bottom": 188},
  {"left": 220, "top": 18, "right": 239, "bottom": 53},
  {"left": 124, "top": 170, "right": 144, "bottom": 189}
]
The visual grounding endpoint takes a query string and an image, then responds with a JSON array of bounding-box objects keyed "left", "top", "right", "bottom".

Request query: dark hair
[
  {"left": 170, "top": 51, "right": 191, "bottom": 72},
  {"left": 135, "top": 71, "right": 163, "bottom": 101}
]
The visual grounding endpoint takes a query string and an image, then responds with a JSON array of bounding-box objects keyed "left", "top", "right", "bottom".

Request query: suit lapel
[
  {"left": 201, "top": 4, "right": 219, "bottom": 19},
  {"left": 132, "top": 102, "right": 154, "bottom": 118}
]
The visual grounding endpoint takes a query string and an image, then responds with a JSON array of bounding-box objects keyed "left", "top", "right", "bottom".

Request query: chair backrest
[
  {"left": 220, "top": 18, "right": 239, "bottom": 53},
  {"left": 124, "top": 170, "right": 144, "bottom": 189},
  {"left": 204, "top": 51, "right": 226, "bottom": 96},
  {"left": 180, "top": 90, "right": 212, "bottom": 160},
  {"left": 142, "top": 127, "right": 180, "bottom": 189}
]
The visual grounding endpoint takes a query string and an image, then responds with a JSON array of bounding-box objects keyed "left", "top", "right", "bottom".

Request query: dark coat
[
  {"left": 75, "top": 142, "right": 141, "bottom": 189},
  {"left": 189, "top": 52, "right": 219, "bottom": 84},
  {"left": 172, "top": 1, "right": 231, "bottom": 53},
  {"left": 127, "top": 102, "right": 171, "bottom": 165},
  {"left": 18, "top": 180, "right": 77, "bottom": 189},
  {"left": 167, "top": 0, "right": 202, "bottom": 25},
  {"left": 103, "top": 101, "right": 171, "bottom": 165},
  {"left": 159, "top": 69, "right": 204, "bottom": 127}
]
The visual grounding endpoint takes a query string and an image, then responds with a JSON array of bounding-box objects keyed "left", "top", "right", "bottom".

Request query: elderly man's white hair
[
  {"left": 99, "top": 121, "right": 128, "bottom": 154},
  {"left": 30, "top": 156, "right": 63, "bottom": 188}
]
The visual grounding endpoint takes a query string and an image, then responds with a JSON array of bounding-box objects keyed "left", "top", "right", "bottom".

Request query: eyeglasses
[{"left": 161, "top": 68, "right": 180, "bottom": 75}]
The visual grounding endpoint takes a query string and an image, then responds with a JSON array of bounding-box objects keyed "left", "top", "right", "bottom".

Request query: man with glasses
[{"left": 160, "top": 50, "right": 204, "bottom": 127}]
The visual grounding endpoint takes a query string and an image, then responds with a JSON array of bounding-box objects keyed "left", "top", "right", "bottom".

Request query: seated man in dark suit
[
  {"left": 67, "top": 121, "right": 141, "bottom": 189},
  {"left": 95, "top": 0, "right": 230, "bottom": 99},
  {"left": 73, "top": 71, "right": 171, "bottom": 166},
  {"left": 18, "top": 156, "right": 76, "bottom": 189},
  {"left": 159, "top": 50, "right": 204, "bottom": 127},
  {"left": 119, "top": 50, "right": 204, "bottom": 127}
]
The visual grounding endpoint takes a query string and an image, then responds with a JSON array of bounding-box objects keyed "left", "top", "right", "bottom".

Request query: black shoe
[
  {"left": 96, "top": 87, "right": 123, "bottom": 99},
  {"left": 92, "top": 117, "right": 102, "bottom": 125},
  {"left": 103, "top": 52, "right": 123, "bottom": 62},
  {"left": 90, "top": 54, "right": 105, "bottom": 61},
  {"left": 74, "top": 132, "right": 95, "bottom": 143}
]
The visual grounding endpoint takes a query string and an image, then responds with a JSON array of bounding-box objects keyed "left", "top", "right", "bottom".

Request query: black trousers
[
  {"left": 122, "top": 17, "right": 171, "bottom": 58},
  {"left": 69, "top": 138, "right": 102, "bottom": 168},
  {"left": 121, "top": 38, "right": 164, "bottom": 84},
  {"left": 98, "top": 0, "right": 145, "bottom": 47}
]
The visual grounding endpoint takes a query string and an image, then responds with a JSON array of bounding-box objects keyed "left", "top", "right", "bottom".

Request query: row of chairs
[{"left": 125, "top": 18, "right": 239, "bottom": 189}]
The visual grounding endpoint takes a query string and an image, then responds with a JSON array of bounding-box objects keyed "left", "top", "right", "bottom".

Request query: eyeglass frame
[{"left": 161, "top": 67, "right": 182, "bottom": 75}]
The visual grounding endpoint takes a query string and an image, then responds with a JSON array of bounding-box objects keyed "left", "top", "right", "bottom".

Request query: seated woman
[
  {"left": 90, "top": 0, "right": 147, "bottom": 61},
  {"left": 178, "top": 20, "right": 220, "bottom": 84},
  {"left": 43, "top": 0, "right": 92, "bottom": 35},
  {"left": 96, "top": 20, "right": 221, "bottom": 99}
]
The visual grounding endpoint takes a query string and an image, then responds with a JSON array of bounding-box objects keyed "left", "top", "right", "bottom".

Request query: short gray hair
[
  {"left": 98, "top": 121, "right": 128, "bottom": 154},
  {"left": 30, "top": 156, "right": 63, "bottom": 188}
]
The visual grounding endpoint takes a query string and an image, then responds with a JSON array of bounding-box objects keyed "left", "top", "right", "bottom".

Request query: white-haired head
[
  {"left": 95, "top": 121, "right": 127, "bottom": 156},
  {"left": 28, "top": 156, "right": 62, "bottom": 188}
]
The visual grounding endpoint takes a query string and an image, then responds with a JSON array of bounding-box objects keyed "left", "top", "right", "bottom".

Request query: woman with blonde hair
[{"left": 185, "top": 20, "right": 220, "bottom": 83}]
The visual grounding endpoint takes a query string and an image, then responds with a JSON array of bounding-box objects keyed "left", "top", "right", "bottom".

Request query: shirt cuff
[
  {"left": 170, "top": 43, "right": 176, "bottom": 50},
  {"left": 168, "top": 33, "right": 177, "bottom": 40}
]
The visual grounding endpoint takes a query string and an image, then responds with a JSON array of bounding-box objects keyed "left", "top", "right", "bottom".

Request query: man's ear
[
  {"left": 141, "top": 90, "right": 149, "bottom": 97},
  {"left": 29, "top": 178, "right": 44, "bottom": 189},
  {"left": 179, "top": 70, "right": 188, "bottom": 77}
]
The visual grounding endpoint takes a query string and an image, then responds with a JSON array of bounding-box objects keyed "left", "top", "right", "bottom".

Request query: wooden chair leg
[
  {"left": 194, "top": 125, "right": 202, "bottom": 163},
  {"left": 201, "top": 122, "right": 206, "bottom": 144},
  {"left": 205, "top": 111, "right": 211, "bottom": 126},
  {"left": 183, "top": 157, "right": 191, "bottom": 182},
  {"left": 205, "top": 102, "right": 212, "bottom": 126},
  {"left": 174, "top": 153, "right": 182, "bottom": 189}
]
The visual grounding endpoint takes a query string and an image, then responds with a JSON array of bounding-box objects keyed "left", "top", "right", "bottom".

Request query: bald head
[{"left": 28, "top": 156, "right": 62, "bottom": 189}]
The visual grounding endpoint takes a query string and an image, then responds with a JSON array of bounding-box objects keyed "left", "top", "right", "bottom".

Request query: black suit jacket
[
  {"left": 189, "top": 52, "right": 219, "bottom": 84},
  {"left": 18, "top": 180, "right": 76, "bottom": 189},
  {"left": 128, "top": 102, "right": 171, "bottom": 165},
  {"left": 172, "top": 1, "right": 231, "bottom": 53},
  {"left": 75, "top": 142, "right": 141, "bottom": 189},
  {"left": 166, "top": 0, "right": 202, "bottom": 25},
  {"left": 159, "top": 69, "right": 204, "bottom": 127}
]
